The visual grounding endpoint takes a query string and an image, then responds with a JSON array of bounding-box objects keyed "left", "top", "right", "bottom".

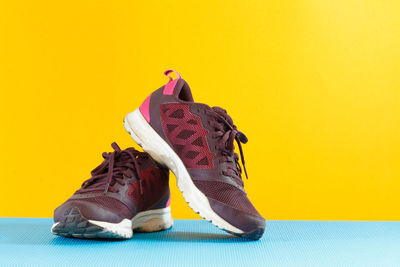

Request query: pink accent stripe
[
  {"left": 166, "top": 195, "right": 171, "bottom": 207},
  {"left": 139, "top": 94, "right": 151, "bottom": 122},
  {"left": 162, "top": 69, "right": 181, "bottom": 95},
  {"left": 163, "top": 79, "right": 178, "bottom": 95}
]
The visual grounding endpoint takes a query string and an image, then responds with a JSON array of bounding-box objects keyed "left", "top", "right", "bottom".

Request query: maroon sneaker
[
  {"left": 124, "top": 70, "right": 265, "bottom": 240},
  {"left": 51, "top": 143, "right": 172, "bottom": 239}
]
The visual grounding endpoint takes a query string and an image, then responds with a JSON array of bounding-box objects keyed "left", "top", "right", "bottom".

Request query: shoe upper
[
  {"left": 54, "top": 143, "right": 170, "bottom": 224},
  {"left": 139, "top": 70, "right": 265, "bottom": 232}
]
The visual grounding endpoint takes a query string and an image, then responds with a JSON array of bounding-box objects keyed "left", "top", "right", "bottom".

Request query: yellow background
[{"left": 1, "top": 0, "right": 399, "bottom": 220}]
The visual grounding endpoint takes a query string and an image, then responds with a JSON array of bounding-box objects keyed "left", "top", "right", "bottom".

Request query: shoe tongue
[{"left": 212, "top": 106, "right": 234, "bottom": 126}]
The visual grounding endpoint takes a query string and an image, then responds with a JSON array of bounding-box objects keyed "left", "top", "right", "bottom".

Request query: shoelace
[
  {"left": 206, "top": 107, "right": 248, "bottom": 187},
  {"left": 77, "top": 142, "right": 146, "bottom": 195}
]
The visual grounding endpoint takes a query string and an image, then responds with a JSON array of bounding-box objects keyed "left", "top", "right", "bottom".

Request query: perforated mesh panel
[
  {"left": 186, "top": 151, "right": 200, "bottom": 159},
  {"left": 160, "top": 103, "right": 215, "bottom": 169},
  {"left": 169, "top": 109, "right": 184, "bottom": 118},
  {"left": 192, "top": 137, "right": 204, "bottom": 146},
  {"left": 176, "top": 129, "right": 195, "bottom": 139}
]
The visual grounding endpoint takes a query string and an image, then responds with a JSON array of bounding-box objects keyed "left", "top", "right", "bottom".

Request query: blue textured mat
[{"left": 0, "top": 218, "right": 399, "bottom": 266}]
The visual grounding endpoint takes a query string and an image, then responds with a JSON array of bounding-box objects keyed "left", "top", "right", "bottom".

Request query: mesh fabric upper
[
  {"left": 67, "top": 196, "right": 132, "bottom": 218},
  {"left": 193, "top": 180, "right": 260, "bottom": 216}
]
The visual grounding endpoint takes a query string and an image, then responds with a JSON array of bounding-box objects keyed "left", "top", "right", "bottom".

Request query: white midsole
[
  {"left": 88, "top": 217, "right": 132, "bottom": 238},
  {"left": 131, "top": 206, "right": 174, "bottom": 232},
  {"left": 124, "top": 108, "right": 243, "bottom": 234},
  {"left": 51, "top": 206, "right": 173, "bottom": 238}
]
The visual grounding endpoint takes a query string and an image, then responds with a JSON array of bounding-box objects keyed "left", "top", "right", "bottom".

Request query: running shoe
[
  {"left": 124, "top": 70, "right": 265, "bottom": 240},
  {"left": 51, "top": 142, "right": 172, "bottom": 239}
]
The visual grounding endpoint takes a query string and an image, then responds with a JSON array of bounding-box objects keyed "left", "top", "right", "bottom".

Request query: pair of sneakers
[{"left": 52, "top": 70, "right": 265, "bottom": 240}]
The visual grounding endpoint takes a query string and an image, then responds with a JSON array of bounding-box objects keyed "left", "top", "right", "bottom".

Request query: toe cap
[
  {"left": 208, "top": 197, "right": 266, "bottom": 240},
  {"left": 54, "top": 199, "right": 127, "bottom": 224}
]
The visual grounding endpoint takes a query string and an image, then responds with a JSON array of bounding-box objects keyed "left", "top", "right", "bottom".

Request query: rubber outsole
[{"left": 226, "top": 227, "right": 265, "bottom": 240}]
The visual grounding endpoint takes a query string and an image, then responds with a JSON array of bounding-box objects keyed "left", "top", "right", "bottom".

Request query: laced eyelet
[{"left": 78, "top": 142, "right": 146, "bottom": 194}]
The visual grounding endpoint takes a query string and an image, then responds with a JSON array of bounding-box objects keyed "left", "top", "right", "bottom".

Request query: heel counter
[
  {"left": 148, "top": 164, "right": 170, "bottom": 210},
  {"left": 160, "top": 167, "right": 171, "bottom": 208},
  {"left": 149, "top": 187, "right": 171, "bottom": 210},
  {"left": 138, "top": 79, "right": 176, "bottom": 123}
]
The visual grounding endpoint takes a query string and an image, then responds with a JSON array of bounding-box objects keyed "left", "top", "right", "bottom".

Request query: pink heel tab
[
  {"left": 163, "top": 70, "right": 181, "bottom": 95},
  {"left": 164, "top": 69, "right": 181, "bottom": 81}
]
